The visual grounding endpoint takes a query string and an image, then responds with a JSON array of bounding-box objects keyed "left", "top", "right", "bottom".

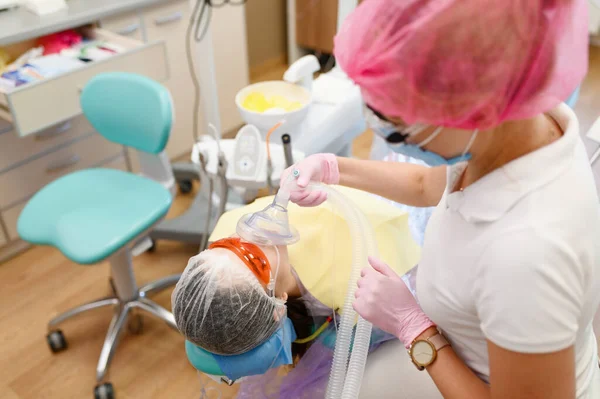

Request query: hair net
[
  {"left": 171, "top": 250, "right": 286, "bottom": 355},
  {"left": 334, "top": 0, "right": 588, "bottom": 130}
]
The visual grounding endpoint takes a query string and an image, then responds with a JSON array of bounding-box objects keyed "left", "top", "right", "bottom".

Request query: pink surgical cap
[{"left": 334, "top": 0, "right": 589, "bottom": 130}]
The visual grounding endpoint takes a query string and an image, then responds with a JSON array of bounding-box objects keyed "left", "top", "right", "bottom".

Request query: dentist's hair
[{"left": 335, "top": 0, "right": 586, "bottom": 130}]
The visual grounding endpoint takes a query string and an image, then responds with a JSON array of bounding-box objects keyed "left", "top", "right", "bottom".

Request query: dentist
[{"left": 281, "top": 1, "right": 600, "bottom": 398}]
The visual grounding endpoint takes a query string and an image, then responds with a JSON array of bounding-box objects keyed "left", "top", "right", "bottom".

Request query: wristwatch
[{"left": 408, "top": 330, "right": 450, "bottom": 370}]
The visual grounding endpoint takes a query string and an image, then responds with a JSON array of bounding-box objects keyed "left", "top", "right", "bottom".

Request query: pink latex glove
[
  {"left": 279, "top": 153, "right": 339, "bottom": 207},
  {"left": 354, "top": 256, "right": 436, "bottom": 348}
]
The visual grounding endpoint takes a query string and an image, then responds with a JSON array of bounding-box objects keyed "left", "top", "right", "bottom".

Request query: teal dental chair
[{"left": 18, "top": 73, "right": 181, "bottom": 399}]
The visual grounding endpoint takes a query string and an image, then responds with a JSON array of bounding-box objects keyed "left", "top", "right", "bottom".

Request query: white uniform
[{"left": 418, "top": 104, "right": 600, "bottom": 398}]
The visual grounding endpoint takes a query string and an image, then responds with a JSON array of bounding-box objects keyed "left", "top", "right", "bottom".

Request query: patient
[{"left": 171, "top": 186, "right": 421, "bottom": 360}]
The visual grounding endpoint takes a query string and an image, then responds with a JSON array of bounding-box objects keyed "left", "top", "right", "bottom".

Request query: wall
[{"left": 245, "top": 0, "right": 288, "bottom": 71}]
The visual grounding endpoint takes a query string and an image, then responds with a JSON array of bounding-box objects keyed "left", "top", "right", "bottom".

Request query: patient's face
[{"left": 211, "top": 236, "right": 293, "bottom": 299}]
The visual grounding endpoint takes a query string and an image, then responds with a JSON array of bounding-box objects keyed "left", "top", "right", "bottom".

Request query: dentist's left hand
[{"left": 353, "top": 256, "right": 436, "bottom": 348}]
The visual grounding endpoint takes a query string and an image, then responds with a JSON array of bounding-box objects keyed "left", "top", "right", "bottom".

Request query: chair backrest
[{"left": 80, "top": 72, "right": 173, "bottom": 154}]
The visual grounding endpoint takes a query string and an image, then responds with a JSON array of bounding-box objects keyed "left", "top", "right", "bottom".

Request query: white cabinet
[
  {"left": 99, "top": 10, "right": 145, "bottom": 42},
  {"left": 0, "top": 25, "right": 161, "bottom": 260},
  {"left": 0, "top": 116, "right": 92, "bottom": 172}
]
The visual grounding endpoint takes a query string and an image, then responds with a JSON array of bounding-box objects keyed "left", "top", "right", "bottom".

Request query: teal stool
[{"left": 18, "top": 73, "right": 179, "bottom": 399}]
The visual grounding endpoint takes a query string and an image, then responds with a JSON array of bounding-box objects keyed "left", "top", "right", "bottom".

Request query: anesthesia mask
[{"left": 236, "top": 186, "right": 300, "bottom": 246}]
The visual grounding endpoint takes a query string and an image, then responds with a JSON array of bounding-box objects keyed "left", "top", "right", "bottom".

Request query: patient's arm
[{"left": 337, "top": 157, "right": 446, "bottom": 207}]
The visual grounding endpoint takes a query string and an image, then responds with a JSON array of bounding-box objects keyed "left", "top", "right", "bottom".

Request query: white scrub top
[{"left": 417, "top": 104, "right": 600, "bottom": 398}]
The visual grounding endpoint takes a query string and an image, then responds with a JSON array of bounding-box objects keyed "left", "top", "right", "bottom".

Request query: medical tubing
[
  {"left": 320, "top": 186, "right": 364, "bottom": 399},
  {"left": 341, "top": 204, "right": 379, "bottom": 398},
  {"left": 278, "top": 176, "right": 377, "bottom": 398},
  {"left": 297, "top": 184, "right": 375, "bottom": 399},
  {"left": 293, "top": 314, "right": 334, "bottom": 344}
]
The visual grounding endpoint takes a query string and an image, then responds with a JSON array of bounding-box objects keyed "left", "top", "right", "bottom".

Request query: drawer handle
[
  {"left": 46, "top": 155, "right": 81, "bottom": 174},
  {"left": 154, "top": 11, "right": 183, "bottom": 26},
  {"left": 116, "top": 23, "right": 140, "bottom": 36},
  {"left": 34, "top": 122, "right": 72, "bottom": 141}
]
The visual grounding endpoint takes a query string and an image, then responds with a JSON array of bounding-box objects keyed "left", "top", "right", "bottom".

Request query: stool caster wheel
[
  {"left": 128, "top": 313, "right": 144, "bottom": 335},
  {"left": 94, "top": 382, "right": 115, "bottom": 399},
  {"left": 178, "top": 179, "right": 193, "bottom": 194},
  {"left": 47, "top": 330, "right": 67, "bottom": 353}
]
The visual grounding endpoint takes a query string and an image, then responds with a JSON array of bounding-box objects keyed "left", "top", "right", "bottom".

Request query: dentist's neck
[{"left": 466, "top": 113, "right": 562, "bottom": 185}]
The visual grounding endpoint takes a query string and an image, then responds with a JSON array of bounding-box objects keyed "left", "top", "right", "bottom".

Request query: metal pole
[
  {"left": 282, "top": 134, "right": 294, "bottom": 167},
  {"left": 189, "top": 0, "right": 222, "bottom": 136}
]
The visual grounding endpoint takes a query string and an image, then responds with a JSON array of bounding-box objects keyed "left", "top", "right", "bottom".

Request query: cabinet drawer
[
  {"left": 0, "top": 133, "right": 122, "bottom": 209},
  {"left": 100, "top": 11, "right": 144, "bottom": 42},
  {"left": 1, "top": 153, "right": 129, "bottom": 242},
  {"left": 0, "top": 28, "right": 168, "bottom": 138},
  {"left": 0, "top": 116, "right": 94, "bottom": 172}
]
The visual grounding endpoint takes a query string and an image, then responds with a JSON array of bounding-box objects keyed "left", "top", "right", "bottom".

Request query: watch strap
[{"left": 428, "top": 332, "right": 450, "bottom": 352}]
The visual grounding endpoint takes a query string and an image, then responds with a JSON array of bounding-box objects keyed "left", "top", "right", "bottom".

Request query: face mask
[
  {"left": 389, "top": 127, "right": 479, "bottom": 167},
  {"left": 364, "top": 105, "right": 478, "bottom": 167}
]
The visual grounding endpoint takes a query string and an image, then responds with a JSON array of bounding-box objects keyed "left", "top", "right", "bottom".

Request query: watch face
[{"left": 412, "top": 341, "right": 435, "bottom": 367}]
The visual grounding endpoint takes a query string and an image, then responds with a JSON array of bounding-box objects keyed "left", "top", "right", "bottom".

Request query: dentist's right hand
[{"left": 279, "top": 153, "right": 339, "bottom": 207}]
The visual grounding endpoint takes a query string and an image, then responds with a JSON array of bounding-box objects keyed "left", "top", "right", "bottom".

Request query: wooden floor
[{"left": 2, "top": 47, "right": 600, "bottom": 399}]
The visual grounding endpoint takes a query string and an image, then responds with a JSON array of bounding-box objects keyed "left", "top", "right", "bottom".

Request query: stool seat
[{"left": 18, "top": 168, "right": 172, "bottom": 264}]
